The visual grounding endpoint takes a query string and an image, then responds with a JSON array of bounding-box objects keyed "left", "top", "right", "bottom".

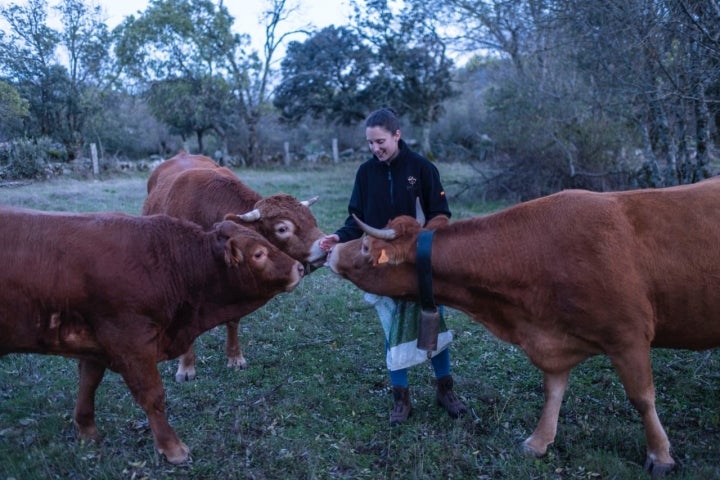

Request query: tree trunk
[
  {"left": 691, "top": 37, "right": 711, "bottom": 182},
  {"left": 196, "top": 130, "right": 204, "bottom": 155},
  {"left": 640, "top": 123, "right": 661, "bottom": 187},
  {"left": 421, "top": 124, "right": 432, "bottom": 158},
  {"left": 245, "top": 111, "right": 261, "bottom": 166},
  {"left": 646, "top": 91, "right": 676, "bottom": 187},
  {"left": 693, "top": 86, "right": 711, "bottom": 181},
  {"left": 675, "top": 98, "right": 690, "bottom": 184}
]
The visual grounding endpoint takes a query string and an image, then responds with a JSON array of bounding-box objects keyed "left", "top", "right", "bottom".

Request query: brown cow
[
  {"left": 326, "top": 178, "right": 720, "bottom": 477},
  {"left": 0, "top": 205, "right": 304, "bottom": 464},
  {"left": 144, "top": 151, "right": 326, "bottom": 381}
]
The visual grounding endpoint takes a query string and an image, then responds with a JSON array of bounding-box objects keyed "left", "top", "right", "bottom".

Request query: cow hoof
[
  {"left": 162, "top": 442, "right": 191, "bottom": 465},
  {"left": 644, "top": 458, "right": 675, "bottom": 478},
  {"left": 519, "top": 439, "right": 547, "bottom": 459},
  {"left": 227, "top": 356, "right": 248, "bottom": 370},
  {"left": 175, "top": 369, "right": 196, "bottom": 383},
  {"left": 77, "top": 426, "right": 101, "bottom": 443}
]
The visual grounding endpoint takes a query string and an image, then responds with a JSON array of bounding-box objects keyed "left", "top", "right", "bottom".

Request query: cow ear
[{"left": 223, "top": 238, "right": 244, "bottom": 267}]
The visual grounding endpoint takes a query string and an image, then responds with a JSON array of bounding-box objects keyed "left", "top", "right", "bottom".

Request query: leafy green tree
[
  {"left": 274, "top": 26, "right": 374, "bottom": 126},
  {"left": 0, "top": 80, "right": 30, "bottom": 139},
  {"left": 115, "top": 0, "right": 239, "bottom": 154},
  {"left": 145, "top": 75, "right": 232, "bottom": 152},
  {"left": 115, "top": 0, "right": 311, "bottom": 164},
  {"left": 0, "top": 0, "right": 111, "bottom": 158},
  {"left": 56, "top": 0, "right": 111, "bottom": 150},
  {"left": 0, "top": 0, "right": 61, "bottom": 138},
  {"left": 274, "top": 2, "right": 456, "bottom": 156},
  {"left": 351, "top": 0, "right": 458, "bottom": 157}
]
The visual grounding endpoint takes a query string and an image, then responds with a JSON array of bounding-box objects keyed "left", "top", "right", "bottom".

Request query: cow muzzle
[{"left": 286, "top": 262, "right": 305, "bottom": 291}]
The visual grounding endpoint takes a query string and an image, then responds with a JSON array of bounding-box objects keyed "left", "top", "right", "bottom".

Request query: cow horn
[
  {"left": 415, "top": 197, "right": 426, "bottom": 226},
  {"left": 236, "top": 209, "right": 261, "bottom": 222},
  {"left": 352, "top": 214, "right": 396, "bottom": 240},
  {"left": 301, "top": 196, "right": 319, "bottom": 207}
]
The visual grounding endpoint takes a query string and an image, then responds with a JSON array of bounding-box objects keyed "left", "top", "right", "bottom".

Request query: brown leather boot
[
  {"left": 436, "top": 376, "right": 468, "bottom": 418},
  {"left": 390, "top": 386, "right": 412, "bottom": 425}
]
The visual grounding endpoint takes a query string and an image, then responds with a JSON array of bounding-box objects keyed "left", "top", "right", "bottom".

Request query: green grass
[{"left": 1, "top": 161, "right": 719, "bottom": 479}]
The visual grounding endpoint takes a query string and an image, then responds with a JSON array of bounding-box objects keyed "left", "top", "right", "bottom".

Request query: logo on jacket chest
[{"left": 406, "top": 176, "right": 418, "bottom": 191}]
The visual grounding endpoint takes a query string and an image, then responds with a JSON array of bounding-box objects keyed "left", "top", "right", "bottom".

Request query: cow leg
[
  {"left": 120, "top": 363, "right": 190, "bottom": 464},
  {"left": 521, "top": 370, "right": 570, "bottom": 457},
  {"left": 74, "top": 359, "right": 106, "bottom": 441},
  {"left": 609, "top": 349, "right": 675, "bottom": 476},
  {"left": 175, "top": 344, "right": 197, "bottom": 383},
  {"left": 225, "top": 319, "right": 247, "bottom": 369}
]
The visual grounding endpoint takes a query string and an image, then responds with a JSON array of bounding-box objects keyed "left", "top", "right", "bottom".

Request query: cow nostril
[{"left": 298, "top": 263, "right": 306, "bottom": 277}]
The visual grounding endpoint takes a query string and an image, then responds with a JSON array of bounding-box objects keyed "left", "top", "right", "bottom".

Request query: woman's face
[{"left": 366, "top": 126, "right": 400, "bottom": 163}]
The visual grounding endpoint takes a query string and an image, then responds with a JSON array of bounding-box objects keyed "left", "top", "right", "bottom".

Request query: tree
[
  {"left": 115, "top": 0, "right": 239, "bottom": 154},
  {"left": 0, "top": 80, "right": 30, "bottom": 139},
  {"left": 421, "top": 0, "right": 718, "bottom": 194},
  {"left": 223, "top": 0, "right": 310, "bottom": 165},
  {"left": 115, "top": 0, "right": 300, "bottom": 165},
  {"left": 274, "top": 26, "right": 374, "bottom": 126},
  {"left": 554, "top": 0, "right": 717, "bottom": 186},
  {"left": 0, "top": 0, "right": 62, "bottom": 138},
  {"left": 0, "top": 0, "right": 112, "bottom": 158},
  {"left": 145, "top": 75, "right": 232, "bottom": 152},
  {"left": 352, "top": 0, "right": 458, "bottom": 156},
  {"left": 275, "top": 1, "right": 457, "bottom": 156},
  {"left": 55, "top": 0, "right": 111, "bottom": 152}
]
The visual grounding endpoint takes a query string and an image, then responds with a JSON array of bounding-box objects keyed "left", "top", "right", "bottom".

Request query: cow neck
[{"left": 416, "top": 229, "right": 436, "bottom": 311}]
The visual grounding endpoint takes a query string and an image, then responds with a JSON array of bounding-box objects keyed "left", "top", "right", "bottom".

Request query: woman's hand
[{"left": 319, "top": 234, "right": 340, "bottom": 252}]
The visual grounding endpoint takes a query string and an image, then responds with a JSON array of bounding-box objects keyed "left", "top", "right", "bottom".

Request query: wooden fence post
[
  {"left": 284, "top": 141, "right": 291, "bottom": 166},
  {"left": 91, "top": 143, "right": 99, "bottom": 176}
]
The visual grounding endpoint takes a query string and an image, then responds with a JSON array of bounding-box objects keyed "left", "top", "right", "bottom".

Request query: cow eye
[
  {"left": 361, "top": 237, "right": 370, "bottom": 255},
  {"left": 254, "top": 247, "right": 268, "bottom": 261},
  {"left": 274, "top": 221, "right": 294, "bottom": 239}
]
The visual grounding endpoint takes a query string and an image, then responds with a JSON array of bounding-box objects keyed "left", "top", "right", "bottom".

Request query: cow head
[
  {"left": 214, "top": 220, "right": 304, "bottom": 295},
  {"left": 225, "top": 194, "right": 327, "bottom": 272},
  {"left": 325, "top": 215, "right": 423, "bottom": 297},
  {"left": 352, "top": 214, "right": 423, "bottom": 266}
]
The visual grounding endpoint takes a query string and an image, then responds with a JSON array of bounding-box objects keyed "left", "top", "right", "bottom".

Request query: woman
[{"left": 320, "top": 107, "right": 467, "bottom": 425}]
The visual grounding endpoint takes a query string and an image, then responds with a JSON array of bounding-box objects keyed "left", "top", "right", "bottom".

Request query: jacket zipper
[{"left": 387, "top": 167, "right": 394, "bottom": 205}]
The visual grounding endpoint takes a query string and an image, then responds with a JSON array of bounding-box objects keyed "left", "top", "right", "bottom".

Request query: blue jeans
[{"left": 388, "top": 346, "right": 452, "bottom": 388}]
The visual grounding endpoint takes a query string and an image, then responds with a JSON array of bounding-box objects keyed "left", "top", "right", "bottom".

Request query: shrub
[{"left": 0, "top": 137, "right": 61, "bottom": 180}]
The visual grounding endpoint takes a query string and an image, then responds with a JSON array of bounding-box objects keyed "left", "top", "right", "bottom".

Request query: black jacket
[{"left": 335, "top": 139, "right": 451, "bottom": 243}]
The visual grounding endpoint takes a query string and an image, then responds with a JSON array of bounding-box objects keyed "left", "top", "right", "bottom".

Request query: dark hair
[{"left": 365, "top": 107, "right": 400, "bottom": 134}]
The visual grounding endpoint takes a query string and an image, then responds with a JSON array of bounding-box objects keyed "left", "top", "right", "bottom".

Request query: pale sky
[
  {"left": 102, "top": 0, "right": 354, "bottom": 55},
  {"left": 0, "top": 0, "right": 354, "bottom": 57}
]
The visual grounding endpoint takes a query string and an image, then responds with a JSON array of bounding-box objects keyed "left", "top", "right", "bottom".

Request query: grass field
[{"left": 0, "top": 161, "right": 718, "bottom": 479}]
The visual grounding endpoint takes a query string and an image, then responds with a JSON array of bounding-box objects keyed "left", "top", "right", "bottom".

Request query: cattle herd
[{"left": 2, "top": 151, "right": 719, "bottom": 477}]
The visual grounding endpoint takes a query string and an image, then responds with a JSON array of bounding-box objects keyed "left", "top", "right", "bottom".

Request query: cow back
[
  {"left": 147, "top": 151, "right": 220, "bottom": 194},
  {"left": 143, "top": 167, "right": 262, "bottom": 229}
]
